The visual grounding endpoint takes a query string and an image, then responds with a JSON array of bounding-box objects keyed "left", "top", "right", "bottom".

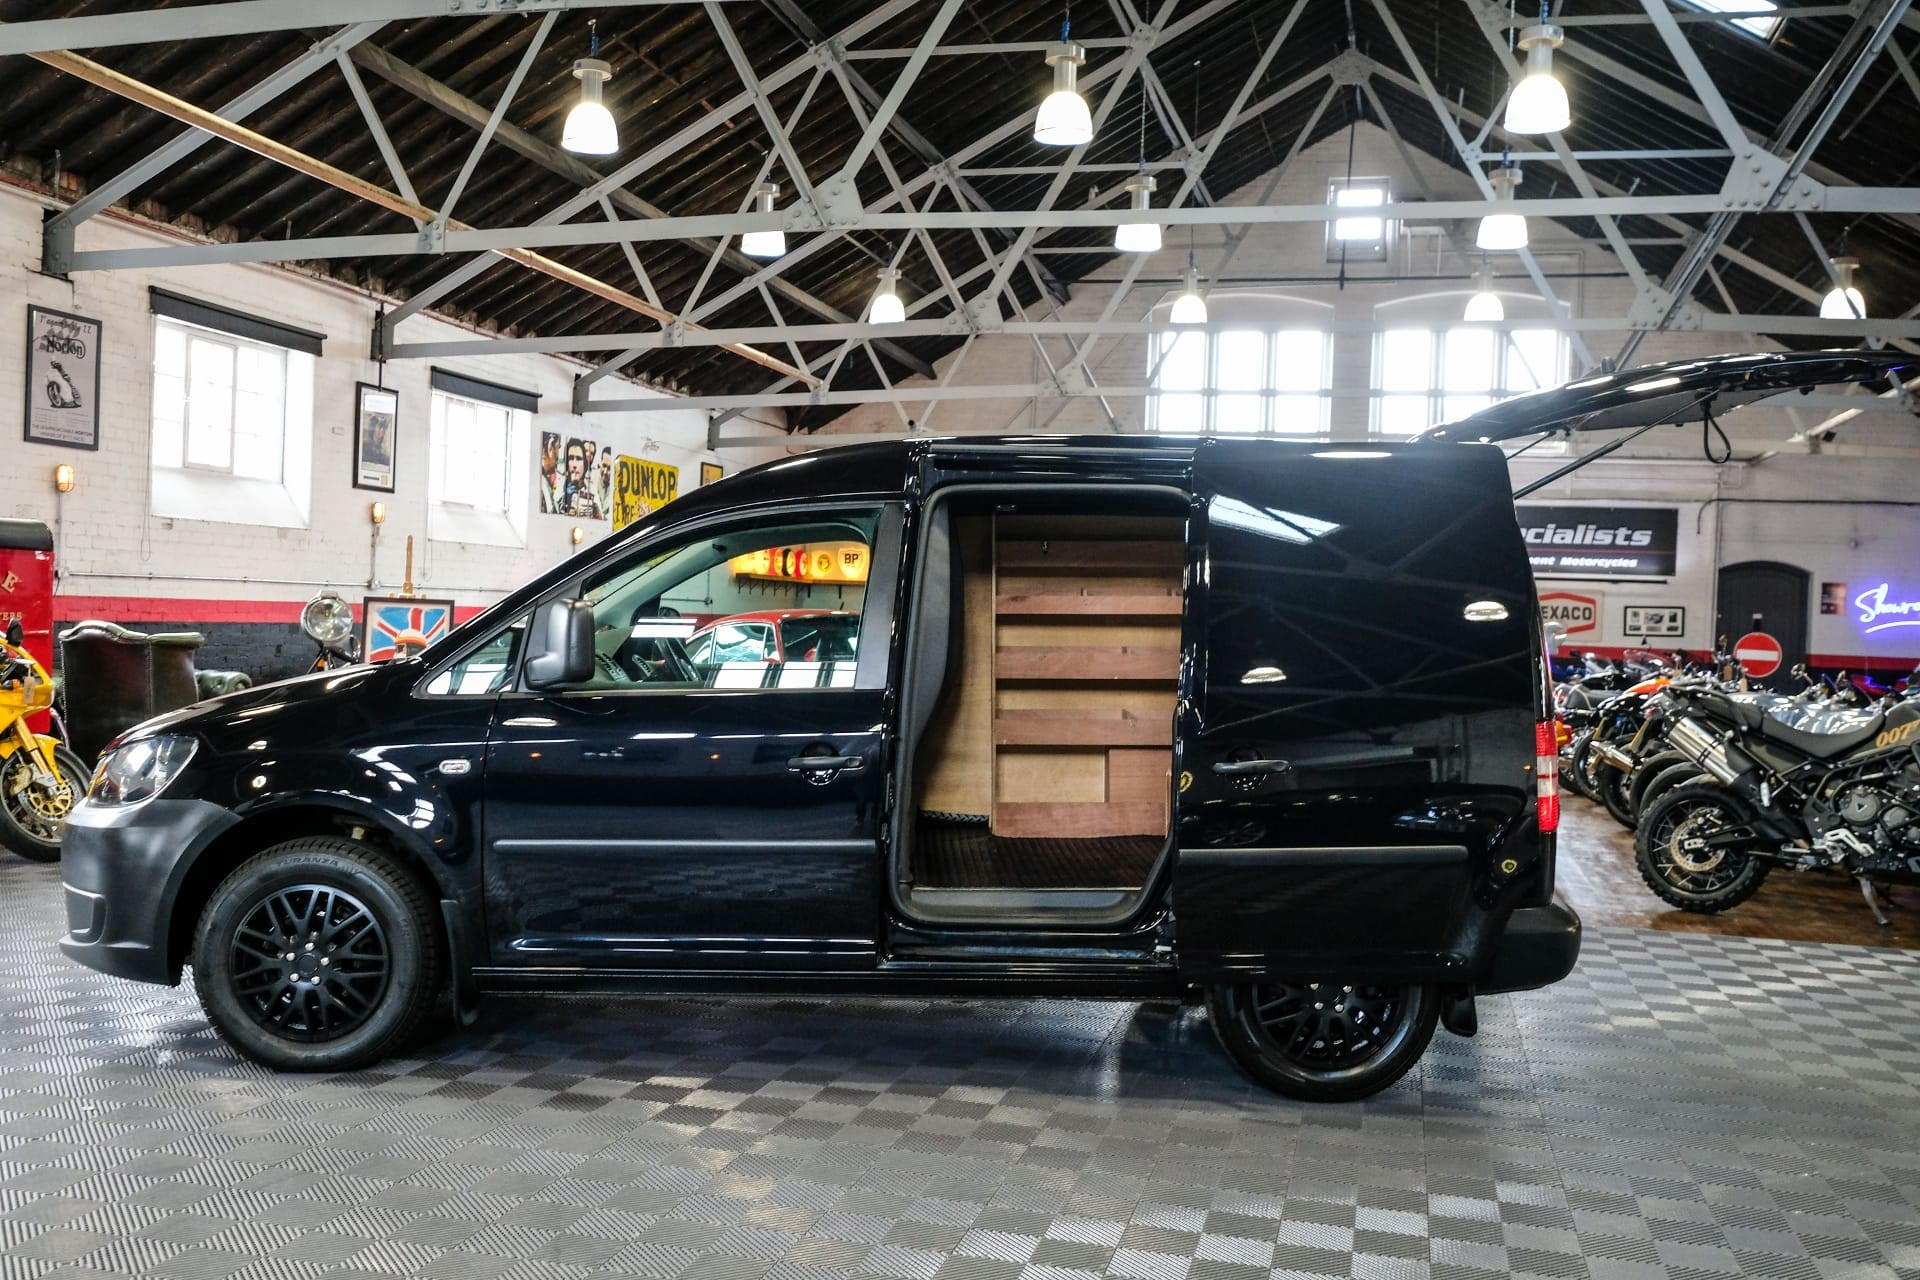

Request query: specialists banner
[{"left": 1517, "top": 504, "right": 1677, "bottom": 578}]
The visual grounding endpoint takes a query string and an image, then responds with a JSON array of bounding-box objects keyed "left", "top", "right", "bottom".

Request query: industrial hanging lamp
[
  {"left": 1168, "top": 64, "right": 1206, "bottom": 323},
  {"left": 1476, "top": 165, "right": 1528, "bottom": 251},
  {"left": 562, "top": 19, "right": 618, "bottom": 155},
  {"left": 1034, "top": 8, "right": 1093, "bottom": 146},
  {"left": 870, "top": 265, "right": 906, "bottom": 324},
  {"left": 1504, "top": 3, "right": 1570, "bottom": 135},
  {"left": 1464, "top": 264, "right": 1504, "bottom": 322},
  {"left": 1819, "top": 256, "right": 1866, "bottom": 319},
  {"left": 1114, "top": 88, "right": 1161, "bottom": 252},
  {"left": 741, "top": 180, "right": 786, "bottom": 259}
]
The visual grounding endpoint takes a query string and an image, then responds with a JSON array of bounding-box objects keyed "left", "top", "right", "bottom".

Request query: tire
[
  {"left": 192, "top": 837, "right": 443, "bottom": 1071},
  {"left": 0, "top": 740, "right": 90, "bottom": 862},
  {"left": 1624, "top": 752, "right": 1686, "bottom": 820},
  {"left": 1206, "top": 980, "right": 1439, "bottom": 1102},
  {"left": 1633, "top": 761, "right": 1704, "bottom": 822},
  {"left": 1634, "top": 783, "right": 1771, "bottom": 914},
  {"left": 1597, "top": 762, "right": 1637, "bottom": 829},
  {"left": 1565, "top": 732, "right": 1599, "bottom": 800}
]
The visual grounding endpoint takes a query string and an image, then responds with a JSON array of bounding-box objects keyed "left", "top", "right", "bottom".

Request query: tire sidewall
[
  {"left": 1634, "top": 783, "right": 1769, "bottom": 912},
  {"left": 1207, "top": 981, "right": 1439, "bottom": 1103},
  {"left": 0, "top": 742, "right": 90, "bottom": 862},
  {"left": 193, "top": 843, "right": 433, "bottom": 1070}
]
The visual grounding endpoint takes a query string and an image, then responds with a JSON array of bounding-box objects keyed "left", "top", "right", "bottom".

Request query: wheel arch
[{"left": 164, "top": 800, "right": 459, "bottom": 977}]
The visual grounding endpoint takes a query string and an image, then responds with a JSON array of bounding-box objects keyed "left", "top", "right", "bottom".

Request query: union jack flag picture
[{"left": 361, "top": 597, "right": 454, "bottom": 663}]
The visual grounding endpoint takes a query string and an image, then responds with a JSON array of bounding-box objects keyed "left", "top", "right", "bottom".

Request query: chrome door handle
[
  {"left": 1211, "top": 758, "right": 1292, "bottom": 775},
  {"left": 787, "top": 755, "right": 863, "bottom": 771}
]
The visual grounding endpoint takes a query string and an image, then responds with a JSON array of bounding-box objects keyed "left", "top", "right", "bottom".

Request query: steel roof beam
[{"left": 346, "top": 41, "right": 932, "bottom": 378}]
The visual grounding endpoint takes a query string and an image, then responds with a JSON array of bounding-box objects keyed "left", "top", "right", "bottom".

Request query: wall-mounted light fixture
[
  {"left": 571, "top": 526, "right": 586, "bottom": 547},
  {"left": 369, "top": 501, "right": 386, "bottom": 525},
  {"left": 53, "top": 464, "right": 75, "bottom": 493}
]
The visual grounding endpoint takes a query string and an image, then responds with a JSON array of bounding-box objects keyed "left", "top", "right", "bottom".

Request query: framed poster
[
  {"left": 612, "top": 455, "right": 680, "bottom": 532},
  {"left": 353, "top": 382, "right": 398, "bottom": 492},
  {"left": 700, "top": 461, "right": 723, "bottom": 487},
  {"left": 24, "top": 305, "right": 102, "bottom": 450},
  {"left": 362, "top": 597, "right": 453, "bottom": 663},
  {"left": 1623, "top": 605, "right": 1685, "bottom": 637}
]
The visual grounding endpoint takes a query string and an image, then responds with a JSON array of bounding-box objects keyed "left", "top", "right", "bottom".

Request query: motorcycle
[
  {"left": 0, "top": 619, "right": 90, "bottom": 862},
  {"left": 1634, "top": 679, "right": 1920, "bottom": 924},
  {"left": 300, "top": 590, "right": 361, "bottom": 672}
]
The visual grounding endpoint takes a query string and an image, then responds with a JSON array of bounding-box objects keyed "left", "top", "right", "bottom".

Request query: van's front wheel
[
  {"left": 192, "top": 837, "right": 441, "bottom": 1071},
  {"left": 1207, "top": 980, "right": 1438, "bottom": 1102}
]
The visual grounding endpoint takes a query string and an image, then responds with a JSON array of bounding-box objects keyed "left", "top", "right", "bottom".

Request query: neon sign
[{"left": 1854, "top": 583, "right": 1920, "bottom": 634}]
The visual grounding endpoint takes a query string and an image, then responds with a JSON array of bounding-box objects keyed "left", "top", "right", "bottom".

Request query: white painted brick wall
[{"left": 0, "top": 183, "right": 783, "bottom": 612}]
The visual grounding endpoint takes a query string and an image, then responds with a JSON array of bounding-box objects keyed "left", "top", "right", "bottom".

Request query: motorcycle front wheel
[
  {"left": 0, "top": 740, "right": 90, "bottom": 862},
  {"left": 1635, "top": 783, "right": 1770, "bottom": 913}
]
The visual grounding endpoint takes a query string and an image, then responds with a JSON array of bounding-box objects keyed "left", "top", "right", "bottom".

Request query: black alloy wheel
[
  {"left": 1634, "top": 783, "right": 1770, "bottom": 913},
  {"left": 1207, "top": 979, "right": 1438, "bottom": 1102},
  {"left": 0, "top": 741, "right": 89, "bottom": 862},
  {"left": 193, "top": 837, "right": 442, "bottom": 1070},
  {"left": 228, "top": 884, "right": 392, "bottom": 1041}
]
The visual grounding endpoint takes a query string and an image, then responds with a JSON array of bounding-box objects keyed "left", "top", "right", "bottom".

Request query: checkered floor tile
[{"left": 4, "top": 856, "right": 1920, "bottom": 1279}]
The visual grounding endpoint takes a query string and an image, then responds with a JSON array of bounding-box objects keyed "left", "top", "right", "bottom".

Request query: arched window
[
  {"left": 1370, "top": 291, "right": 1570, "bottom": 437},
  {"left": 1147, "top": 292, "right": 1333, "bottom": 436}
]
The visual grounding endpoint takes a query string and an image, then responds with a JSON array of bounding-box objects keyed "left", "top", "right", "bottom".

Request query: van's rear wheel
[
  {"left": 1206, "top": 980, "right": 1438, "bottom": 1102},
  {"left": 192, "top": 837, "right": 441, "bottom": 1071}
]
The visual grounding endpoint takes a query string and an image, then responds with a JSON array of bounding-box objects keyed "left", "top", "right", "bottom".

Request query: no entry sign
[{"left": 1733, "top": 631, "right": 1783, "bottom": 679}]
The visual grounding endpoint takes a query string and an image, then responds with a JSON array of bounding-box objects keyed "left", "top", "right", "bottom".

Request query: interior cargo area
[{"left": 908, "top": 505, "right": 1185, "bottom": 904}]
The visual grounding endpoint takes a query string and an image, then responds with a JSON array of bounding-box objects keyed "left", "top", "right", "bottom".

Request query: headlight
[{"left": 88, "top": 735, "right": 197, "bottom": 807}]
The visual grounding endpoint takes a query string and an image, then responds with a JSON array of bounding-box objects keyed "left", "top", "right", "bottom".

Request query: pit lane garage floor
[{"left": 3, "top": 857, "right": 1920, "bottom": 1280}]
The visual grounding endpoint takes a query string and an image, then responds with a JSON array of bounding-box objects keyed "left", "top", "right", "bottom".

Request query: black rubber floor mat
[{"left": 914, "top": 818, "right": 1163, "bottom": 889}]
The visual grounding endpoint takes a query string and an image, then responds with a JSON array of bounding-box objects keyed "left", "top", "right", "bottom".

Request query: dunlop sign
[
  {"left": 1518, "top": 504, "right": 1678, "bottom": 578},
  {"left": 611, "top": 456, "right": 680, "bottom": 532}
]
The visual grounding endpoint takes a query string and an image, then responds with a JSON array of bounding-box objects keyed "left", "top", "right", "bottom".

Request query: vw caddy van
[{"left": 61, "top": 353, "right": 1903, "bottom": 1100}]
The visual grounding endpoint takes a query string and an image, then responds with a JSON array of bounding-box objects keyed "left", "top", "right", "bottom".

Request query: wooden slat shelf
[
  {"left": 994, "top": 709, "right": 1172, "bottom": 747},
  {"left": 993, "top": 801, "right": 1171, "bottom": 839},
  {"left": 996, "top": 540, "right": 1184, "bottom": 573},
  {"left": 994, "top": 590, "right": 1182, "bottom": 618},
  {"left": 995, "top": 645, "right": 1179, "bottom": 681}
]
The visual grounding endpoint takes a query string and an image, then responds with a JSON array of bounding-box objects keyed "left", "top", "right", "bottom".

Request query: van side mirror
[{"left": 524, "top": 599, "right": 596, "bottom": 689}]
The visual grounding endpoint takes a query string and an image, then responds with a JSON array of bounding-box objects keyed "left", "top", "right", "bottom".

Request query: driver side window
[{"left": 572, "top": 507, "right": 883, "bottom": 693}]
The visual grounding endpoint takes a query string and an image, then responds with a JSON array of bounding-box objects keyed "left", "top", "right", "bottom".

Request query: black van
[
  {"left": 60, "top": 432, "right": 1580, "bottom": 1101},
  {"left": 67, "top": 352, "right": 1912, "bottom": 1098}
]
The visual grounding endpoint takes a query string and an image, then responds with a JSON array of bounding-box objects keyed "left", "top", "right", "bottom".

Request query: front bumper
[
  {"left": 1479, "top": 900, "right": 1581, "bottom": 994},
  {"left": 59, "top": 798, "right": 238, "bottom": 985}
]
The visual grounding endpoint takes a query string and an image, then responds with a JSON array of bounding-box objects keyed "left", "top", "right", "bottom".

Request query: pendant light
[
  {"left": 562, "top": 19, "right": 618, "bottom": 156},
  {"left": 741, "top": 180, "right": 785, "bottom": 259},
  {"left": 1167, "top": 64, "right": 1206, "bottom": 323},
  {"left": 1464, "top": 265, "right": 1504, "bottom": 322},
  {"left": 1476, "top": 165, "right": 1528, "bottom": 251},
  {"left": 870, "top": 266, "right": 906, "bottom": 324},
  {"left": 1505, "top": 4, "right": 1570, "bottom": 135},
  {"left": 1034, "top": 10, "right": 1093, "bottom": 146},
  {"left": 1114, "top": 88, "right": 1161, "bottom": 252},
  {"left": 1819, "top": 256, "right": 1866, "bottom": 319}
]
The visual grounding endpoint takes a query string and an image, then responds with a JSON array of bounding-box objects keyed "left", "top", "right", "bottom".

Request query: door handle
[
  {"left": 787, "top": 754, "right": 864, "bottom": 772},
  {"left": 1211, "top": 758, "right": 1292, "bottom": 775}
]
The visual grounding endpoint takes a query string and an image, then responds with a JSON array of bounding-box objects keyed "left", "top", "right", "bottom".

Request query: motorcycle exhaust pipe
[
  {"left": 1592, "top": 741, "right": 1636, "bottom": 772},
  {"left": 1665, "top": 717, "right": 1743, "bottom": 786}
]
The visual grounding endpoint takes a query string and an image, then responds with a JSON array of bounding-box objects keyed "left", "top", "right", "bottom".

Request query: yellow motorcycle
[{"left": 0, "top": 619, "right": 89, "bottom": 861}]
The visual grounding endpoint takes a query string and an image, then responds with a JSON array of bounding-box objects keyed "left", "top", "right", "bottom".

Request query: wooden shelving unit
[{"left": 988, "top": 517, "right": 1183, "bottom": 841}]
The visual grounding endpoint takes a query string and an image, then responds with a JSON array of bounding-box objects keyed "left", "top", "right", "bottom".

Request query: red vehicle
[{"left": 684, "top": 609, "right": 861, "bottom": 667}]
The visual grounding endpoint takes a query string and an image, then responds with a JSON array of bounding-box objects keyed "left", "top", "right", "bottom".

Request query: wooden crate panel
[
  {"left": 994, "top": 801, "right": 1168, "bottom": 838},
  {"left": 996, "top": 540, "right": 1186, "bottom": 573},
  {"left": 995, "top": 645, "right": 1180, "bottom": 681},
  {"left": 995, "top": 590, "right": 1182, "bottom": 618},
  {"left": 1107, "top": 748, "right": 1173, "bottom": 806},
  {"left": 996, "top": 686, "right": 1179, "bottom": 714},
  {"left": 995, "top": 749, "right": 1105, "bottom": 803},
  {"left": 993, "top": 709, "right": 1173, "bottom": 748}
]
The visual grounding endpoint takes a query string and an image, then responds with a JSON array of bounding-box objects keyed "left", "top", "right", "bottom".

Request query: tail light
[{"left": 1535, "top": 720, "right": 1560, "bottom": 833}]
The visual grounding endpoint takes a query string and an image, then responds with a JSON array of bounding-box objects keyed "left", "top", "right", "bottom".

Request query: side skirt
[{"left": 471, "top": 961, "right": 1184, "bottom": 1000}]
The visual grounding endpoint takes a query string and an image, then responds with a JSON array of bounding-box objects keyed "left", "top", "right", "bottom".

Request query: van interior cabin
[{"left": 902, "top": 493, "right": 1187, "bottom": 920}]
